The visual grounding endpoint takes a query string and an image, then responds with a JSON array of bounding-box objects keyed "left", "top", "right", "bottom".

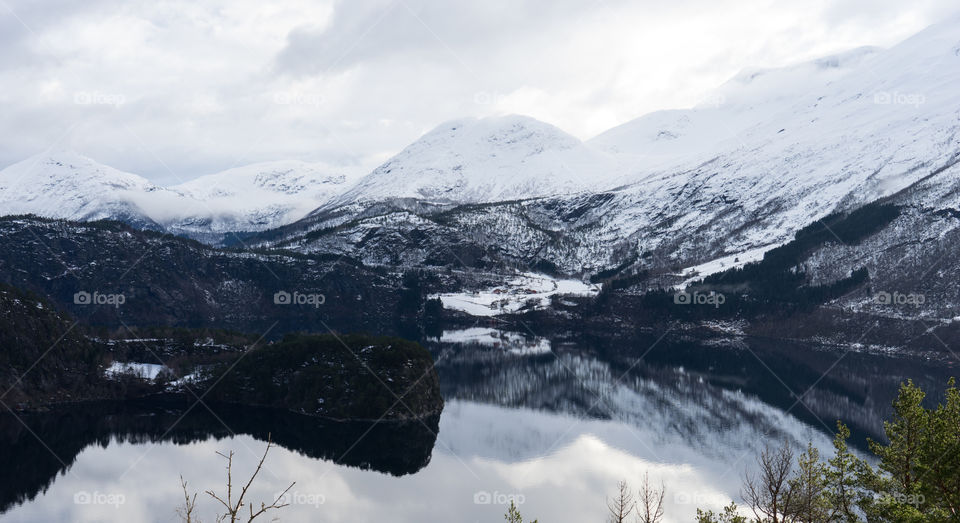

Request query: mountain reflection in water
[
  {"left": 0, "top": 331, "right": 955, "bottom": 522},
  {"left": 0, "top": 399, "right": 439, "bottom": 514}
]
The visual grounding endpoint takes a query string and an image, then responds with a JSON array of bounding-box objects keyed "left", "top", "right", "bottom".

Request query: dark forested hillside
[
  {"left": 0, "top": 283, "right": 106, "bottom": 407},
  {"left": 0, "top": 216, "right": 406, "bottom": 333}
]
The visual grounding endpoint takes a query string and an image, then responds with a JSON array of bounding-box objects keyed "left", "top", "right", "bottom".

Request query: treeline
[
  {"left": 502, "top": 378, "right": 960, "bottom": 522},
  {"left": 699, "top": 203, "right": 900, "bottom": 289},
  {"left": 591, "top": 203, "right": 902, "bottom": 319},
  {"left": 687, "top": 204, "right": 901, "bottom": 309},
  {"left": 203, "top": 333, "right": 444, "bottom": 420},
  {"left": 0, "top": 282, "right": 107, "bottom": 407}
]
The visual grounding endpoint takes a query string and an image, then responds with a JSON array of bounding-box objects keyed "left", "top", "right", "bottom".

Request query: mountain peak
[
  {"left": 0, "top": 152, "right": 364, "bottom": 238},
  {"left": 409, "top": 115, "right": 585, "bottom": 160},
  {"left": 329, "top": 114, "right": 622, "bottom": 206},
  {"left": 1, "top": 149, "right": 155, "bottom": 190},
  {"left": 11, "top": 148, "right": 98, "bottom": 171}
]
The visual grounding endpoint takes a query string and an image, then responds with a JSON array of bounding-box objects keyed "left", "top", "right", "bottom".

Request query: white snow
[
  {"left": 583, "top": 16, "right": 960, "bottom": 259},
  {"left": 0, "top": 150, "right": 179, "bottom": 225},
  {"left": 167, "top": 370, "right": 204, "bottom": 388},
  {"left": 678, "top": 243, "right": 781, "bottom": 286},
  {"left": 0, "top": 152, "right": 363, "bottom": 236},
  {"left": 105, "top": 361, "right": 168, "bottom": 380},
  {"left": 3, "top": 17, "right": 960, "bottom": 262},
  {"left": 275, "top": 17, "right": 960, "bottom": 275},
  {"left": 327, "top": 115, "right": 627, "bottom": 207},
  {"left": 169, "top": 160, "right": 364, "bottom": 233},
  {"left": 431, "top": 272, "right": 600, "bottom": 317}
]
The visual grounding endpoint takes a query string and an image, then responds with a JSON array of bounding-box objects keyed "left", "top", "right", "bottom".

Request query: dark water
[{"left": 0, "top": 329, "right": 954, "bottom": 522}]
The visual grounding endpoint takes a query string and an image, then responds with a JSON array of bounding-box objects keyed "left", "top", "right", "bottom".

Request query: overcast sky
[{"left": 1, "top": 0, "right": 958, "bottom": 184}]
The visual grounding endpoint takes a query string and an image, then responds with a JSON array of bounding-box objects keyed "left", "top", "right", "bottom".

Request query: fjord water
[{"left": 0, "top": 332, "right": 953, "bottom": 522}]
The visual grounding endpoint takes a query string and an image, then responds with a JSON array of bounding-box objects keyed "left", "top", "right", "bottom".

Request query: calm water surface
[{"left": 1, "top": 329, "right": 954, "bottom": 522}]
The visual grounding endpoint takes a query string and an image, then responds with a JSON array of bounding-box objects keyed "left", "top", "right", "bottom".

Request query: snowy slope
[
  {"left": 0, "top": 152, "right": 362, "bottom": 240},
  {"left": 168, "top": 160, "right": 363, "bottom": 235},
  {"left": 583, "top": 18, "right": 960, "bottom": 266},
  {"left": 4, "top": 18, "right": 960, "bottom": 267},
  {"left": 328, "top": 115, "right": 625, "bottom": 207},
  {"left": 0, "top": 150, "right": 178, "bottom": 229},
  {"left": 590, "top": 46, "right": 882, "bottom": 165},
  {"left": 265, "top": 16, "right": 960, "bottom": 274}
]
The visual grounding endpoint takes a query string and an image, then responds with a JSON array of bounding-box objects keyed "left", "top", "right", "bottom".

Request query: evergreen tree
[
  {"left": 504, "top": 500, "right": 537, "bottom": 523},
  {"left": 869, "top": 380, "right": 927, "bottom": 504},
  {"left": 823, "top": 422, "right": 869, "bottom": 522},
  {"left": 695, "top": 503, "right": 748, "bottom": 523},
  {"left": 789, "top": 443, "right": 828, "bottom": 522},
  {"left": 915, "top": 378, "right": 960, "bottom": 518}
]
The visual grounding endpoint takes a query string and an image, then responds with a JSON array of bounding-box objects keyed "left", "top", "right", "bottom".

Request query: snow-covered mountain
[
  {"left": 0, "top": 150, "right": 190, "bottom": 230},
  {"left": 326, "top": 115, "right": 624, "bottom": 208},
  {"left": 2, "top": 17, "right": 960, "bottom": 354},
  {"left": 167, "top": 160, "right": 363, "bottom": 238},
  {"left": 584, "top": 18, "right": 960, "bottom": 264},
  {"left": 261, "top": 15, "right": 960, "bottom": 278},
  {"left": 3, "top": 17, "right": 959, "bottom": 273},
  {"left": 590, "top": 46, "right": 883, "bottom": 161},
  {"left": 0, "top": 152, "right": 362, "bottom": 242}
]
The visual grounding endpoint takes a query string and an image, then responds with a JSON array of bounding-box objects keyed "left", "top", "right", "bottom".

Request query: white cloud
[{"left": 0, "top": 0, "right": 957, "bottom": 183}]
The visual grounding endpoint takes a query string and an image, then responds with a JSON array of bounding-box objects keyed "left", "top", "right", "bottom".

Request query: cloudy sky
[{"left": 1, "top": 0, "right": 958, "bottom": 183}]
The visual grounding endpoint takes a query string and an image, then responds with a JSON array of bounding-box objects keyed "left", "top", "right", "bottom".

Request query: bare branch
[
  {"left": 185, "top": 434, "right": 294, "bottom": 523},
  {"left": 248, "top": 481, "right": 296, "bottom": 522},
  {"left": 177, "top": 475, "right": 201, "bottom": 523},
  {"left": 637, "top": 472, "right": 665, "bottom": 523},
  {"left": 742, "top": 443, "right": 795, "bottom": 523},
  {"left": 608, "top": 480, "right": 635, "bottom": 523}
]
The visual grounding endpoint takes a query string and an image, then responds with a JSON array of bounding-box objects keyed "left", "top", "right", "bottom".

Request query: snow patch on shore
[
  {"left": 105, "top": 361, "right": 167, "bottom": 380},
  {"left": 431, "top": 273, "right": 600, "bottom": 317}
]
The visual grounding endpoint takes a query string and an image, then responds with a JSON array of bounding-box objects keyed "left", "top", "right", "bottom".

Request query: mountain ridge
[
  {"left": 1, "top": 17, "right": 958, "bottom": 277},
  {"left": 0, "top": 151, "right": 364, "bottom": 242}
]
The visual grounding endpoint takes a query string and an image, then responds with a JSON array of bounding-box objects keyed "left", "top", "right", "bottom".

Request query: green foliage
[
  {"left": 918, "top": 378, "right": 960, "bottom": 517},
  {"left": 699, "top": 379, "right": 960, "bottom": 523},
  {"left": 492, "top": 380, "right": 960, "bottom": 523},
  {"left": 790, "top": 443, "right": 829, "bottom": 522},
  {"left": 504, "top": 500, "right": 537, "bottom": 523},
  {"left": 866, "top": 378, "right": 960, "bottom": 520},
  {"left": 695, "top": 503, "right": 748, "bottom": 523},
  {"left": 822, "top": 422, "right": 871, "bottom": 522}
]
